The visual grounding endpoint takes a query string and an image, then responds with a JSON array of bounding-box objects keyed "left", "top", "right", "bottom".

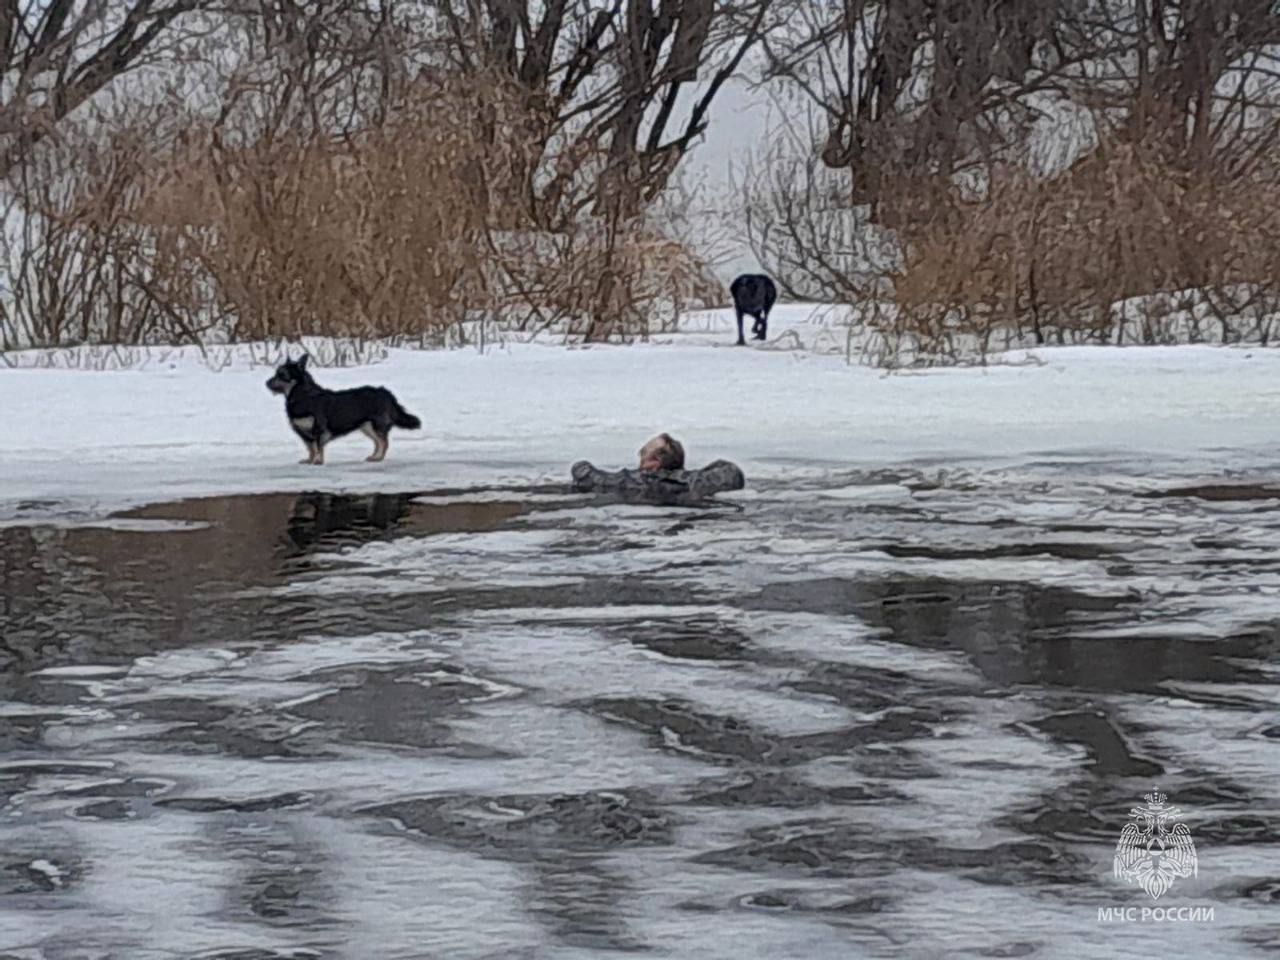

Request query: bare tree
[
  {"left": 759, "top": 0, "right": 1071, "bottom": 219},
  {"left": 0, "top": 0, "right": 763, "bottom": 349},
  {"left": 425, "top": 1, "right": 778, "bottom": 222},
  {"left": 1057, "top": 0, "right": 1280, "bottom": 174},
  {"left": 738, "top": 0, "right": 1280, "bottom": 366},
  {"left": 761, "top": 1, "right": 1280, "bottom": 209},
  {"left": 0, "top": 1, "right": 228, "bottom": 175}
]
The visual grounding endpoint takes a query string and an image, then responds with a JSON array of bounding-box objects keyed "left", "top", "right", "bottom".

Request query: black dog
[
  {"left": 265, "top": 354, "right": 421, "bottom": 465},
  {"left": 730, "top": 273, "right": 777, "bottom": 346}
]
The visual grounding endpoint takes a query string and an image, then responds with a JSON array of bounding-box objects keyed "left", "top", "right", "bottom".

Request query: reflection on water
[{"left": 0, "top": 471, "right": 1278, "bottom": 959}]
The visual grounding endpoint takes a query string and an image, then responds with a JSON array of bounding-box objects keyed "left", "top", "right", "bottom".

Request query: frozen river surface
[{"left": 0, "top": 461, "right": 1277, "bottom": 959}]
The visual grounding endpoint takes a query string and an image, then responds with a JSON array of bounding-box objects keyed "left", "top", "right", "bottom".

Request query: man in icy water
[{"left": 571, "top": 433, "right": 745, "bottom": 504}]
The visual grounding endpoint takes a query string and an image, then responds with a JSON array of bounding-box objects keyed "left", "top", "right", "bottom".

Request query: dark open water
[{"left": 0, "top": 466, "right": 1277, "bottom": 958}]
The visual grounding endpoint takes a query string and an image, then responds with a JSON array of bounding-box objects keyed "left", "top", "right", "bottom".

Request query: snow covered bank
[{"left": 3, "top": 306, "right": 1280, "bottom": 521}]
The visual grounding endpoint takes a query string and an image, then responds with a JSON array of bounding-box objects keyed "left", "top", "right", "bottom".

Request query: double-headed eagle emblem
[{"left": 1113, "top": 789, "right": 1198, "bottom": 899}]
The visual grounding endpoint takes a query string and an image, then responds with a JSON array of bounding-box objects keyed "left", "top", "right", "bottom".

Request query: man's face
[{"left": 638, "top": 437, "right": 670, "bottom": 471}]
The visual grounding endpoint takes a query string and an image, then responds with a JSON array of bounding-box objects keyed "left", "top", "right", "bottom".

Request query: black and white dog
[
  {"left": 265, "top": 355, "right": 421, "bottom": 465},
  {"left": 729, "top": 273, "right": 778, "bottom": 346}
]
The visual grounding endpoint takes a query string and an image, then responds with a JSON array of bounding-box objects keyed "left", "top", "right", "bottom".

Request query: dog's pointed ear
[{"left": 298, "top": 354, "right": 309, "bottom": 370}]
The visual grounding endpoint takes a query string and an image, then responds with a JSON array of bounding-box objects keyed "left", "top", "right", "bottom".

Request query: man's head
[
  {"left": 638, "top": 433, "right": 685, "bottom": 472},
  {"left": 266, "top": 354, "right": 311, "bottom": 395}
]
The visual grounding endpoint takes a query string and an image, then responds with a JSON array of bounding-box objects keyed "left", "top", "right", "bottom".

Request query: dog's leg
[
  {"left": 361, "top": 423, "right": 388, "bottom": 462},
  {"left": 755, "top": 312, "right": 768, "bottom": 341},
  {"left": 310, "top": 425, "right": 332, "bottom": 465},
  {"left": 300, "top": 440, "right": 317, "bottom": 465},
  {"left": 735, "top": 308, "right": 746, "bottom": 346}
]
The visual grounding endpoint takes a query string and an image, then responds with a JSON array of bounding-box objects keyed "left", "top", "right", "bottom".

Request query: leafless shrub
[
  {"left": 0, "top": 2, "right": 771, "bottom": 351},
  {"left": 0, "top": 96, "right": 219, "bottom": 351},
  {"left": 893, "top": 141, "right": 1280, "bottom": 358},
  {"left": 145, "top": 84, "right": 508, "bottom": 340},
  {"left": 745, "top": 0, "right": 1280, "bottom": 366},
  {"left": 743, "top": 146, "right": 898, "bottom": 303},
  {"left": 0, "top": 336, "right": 387, "bottom": 371},
  {"left": 489, "top": 217, "right": 722, "bottom": 342},
  {"left": 2, "top": 64, "right": 721, "bottom": 349}
]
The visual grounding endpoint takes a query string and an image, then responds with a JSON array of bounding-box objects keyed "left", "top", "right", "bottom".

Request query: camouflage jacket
[{"left": 570, "top": 459, "right": 745, "bottom": 504}]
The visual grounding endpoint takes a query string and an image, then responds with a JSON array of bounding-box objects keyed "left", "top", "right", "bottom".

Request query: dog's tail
[{"left": 391, "top": 399, "right": 421, "bottom": 430}]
